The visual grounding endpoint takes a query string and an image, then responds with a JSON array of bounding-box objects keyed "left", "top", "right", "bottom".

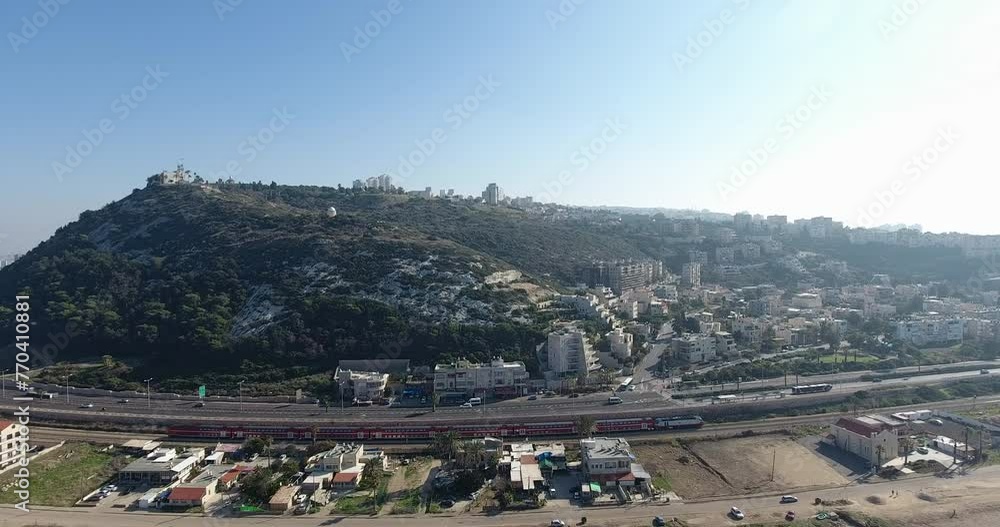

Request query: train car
[
  {"left": 791, "top": 384, "right": 833, "bottom": 395},
  {"left": 596, "top": 417, "right": 655, "bottom": 433},
  {"left": 654, "top": 415, "right": 704, "bottom": 430}
]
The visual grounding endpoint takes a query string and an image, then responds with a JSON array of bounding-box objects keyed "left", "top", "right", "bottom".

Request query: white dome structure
[{"left": 327, "top": 206, "right": 337, "bottom": 218}]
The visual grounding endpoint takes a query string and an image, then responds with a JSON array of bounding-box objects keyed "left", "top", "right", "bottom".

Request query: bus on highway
[
  {"left": 790, "top": 383, "right": 833, "bottom": 395},
  {"left": 617, "top": 377, "right": 633, "bottom": 392}
]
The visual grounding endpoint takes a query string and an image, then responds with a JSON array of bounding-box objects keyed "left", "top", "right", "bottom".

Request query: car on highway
[
  {"left": 779, "top": 495, "right": 798, "bottom": 503},
  {"left": 79, "top": 403, "right": 94, "bottom": 409},
  {"left": 117, "top": 399, "right": 129, "bottom": 404},
  {"left": 628, "top": 385, "right": 637, "bottom": 391},
  {"left": 607, "top": 396, "right": 623, "bottom": 405},
  {"left": 194, "top": 402, "right": 205, "bottom": 408},
  {"left": 981, "top": 369, "right": 990, "bottom": 375},
  {"left": 460, "top": 402, "right": 474, "bottom": 408},
  {"left": 929, "top": 418, "right": 944, "bottom": 426},
  {"left": 569, "top": 393, "right": 580, "bottom": 398},
  {"left": 872, "top": 378, "right": 883, "bottom": 383},
  {"left": 730, "top": 506, "right": 745, "bottom": 520}
]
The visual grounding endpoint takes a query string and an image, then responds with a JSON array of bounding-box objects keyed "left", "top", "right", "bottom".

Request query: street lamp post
[
  {"left": 238, "top": 380, "right": 245, "bottom": 412},
  {"left": 145, "top": 378, "right": 153, "bottom": 409},
  {"left": 1, "top": 368, "right": 7, "bottom": 400},
  {"left": 65, "top": 374, "right": 72, "bottom": 404}
]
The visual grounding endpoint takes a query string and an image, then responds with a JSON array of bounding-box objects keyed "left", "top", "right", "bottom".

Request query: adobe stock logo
[
  {"left": 856, "top": 126, "right": 959, "bottom": 228},
  {"left": 7, "top": 0, "right": 72, "bottom": 54}
]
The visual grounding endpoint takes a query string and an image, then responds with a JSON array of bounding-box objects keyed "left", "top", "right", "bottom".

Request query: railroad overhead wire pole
[
  {"left": 239, "top": 380, "right": 245, "bottom": 412},
  {"left": 145, "top": 377, "right": 153, "bottom": 408}
]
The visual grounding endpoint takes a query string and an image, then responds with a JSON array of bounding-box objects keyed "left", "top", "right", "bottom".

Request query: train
[
  {"left": 166, "top": 415, "right": 704, "bottom": 441},
  {"left": 790, "top": 383, "right": 833, "bottom": 395}
]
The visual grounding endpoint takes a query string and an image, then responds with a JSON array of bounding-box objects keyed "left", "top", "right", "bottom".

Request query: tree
[
  {"left": 899, "top": 436, "right": 915, "bottom": 466},
  {"left": 432, "top": 430, "right": 460, "bottom": 461},
  {"left": 576, "top": 415, "right": 597, "bottom": 438},
  {"left": 239, "top": 467, "right": 279, "bottom": 505}
]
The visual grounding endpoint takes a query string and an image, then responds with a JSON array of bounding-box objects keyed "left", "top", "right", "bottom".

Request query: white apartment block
[
  {"left": 334, "top": 368, "right": 389, "bottom": 402},
  {"left": 557, "top": 295, "right": 614, "bottom": 325},
  {"left": 895, "top": 317, "right": 964, "bottom": 346},
  {"left": 434, "top": 357, "right": 529, "bottom": 398},
  {"left": 681, "top": 263, "right": 701, "bottom": 287},
  {"left": 0, "top": 420, "right": 22, "bottom": 469},
  {"left": 792, "top": 293, "right": 823, "bottom": 309},
  {"left": 581, "top": 437, "right": 634, "bottom": 477},
  {"left": 606, "top": 328, "right": 633, "bottom": 360},
  {"left": 714, "top": 331, "right": 738, "bottom": 357},
  {"left": 548, "top": 329, "right": 601, "bottom": 377},
  {"left": 730, "top": 316, "right": 766, "bottom": 345},
  {"left": 673, "top": 334, "right": 717, "bottom": 364}
]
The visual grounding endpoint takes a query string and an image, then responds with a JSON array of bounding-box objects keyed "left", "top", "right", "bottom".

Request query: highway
[{"left": 1, "top": 365, "right": 996, "bottom": 426}]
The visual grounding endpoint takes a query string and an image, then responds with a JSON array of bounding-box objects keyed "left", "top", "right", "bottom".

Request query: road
[
  {"left": 6, "top": 465, "right": 1000, "bottom": 526},
  {"left": 1, "top": 364, "right": 996, "bottom": 426}
]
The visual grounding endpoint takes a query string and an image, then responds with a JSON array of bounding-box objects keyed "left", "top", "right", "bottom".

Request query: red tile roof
[
  {"left": 0, "top": 420, "right": 14, "bottom": 431},
  {"left": 333, "top": 471, "right": 361, "bottom": 483},
  {"left": 220, "top": 470, "right": 241, "bottom": 484},
  {"left": 835, "top": 417, "right": 886, "bottom": 437},
  {"left": 168, "top": 487, "right": 207, "bottom": 502}
]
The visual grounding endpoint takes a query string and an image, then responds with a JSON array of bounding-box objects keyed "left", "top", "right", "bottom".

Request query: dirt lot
[
  {"left": 631, "top": 440, "right": 735, "bottom": 499},
  {"left": 689, "top": 434, "right": 848, "bottom": 494},
  {"left": 633, "top": 434, "right": 848, "bottom": 499}
]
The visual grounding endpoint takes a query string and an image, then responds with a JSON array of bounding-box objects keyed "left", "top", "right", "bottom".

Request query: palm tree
[
  {"left": 576, "top": 415, "right": 597, "bottom": 438},
  {"left": 432, "top": 430, "right": 460, "bottom": 461}
]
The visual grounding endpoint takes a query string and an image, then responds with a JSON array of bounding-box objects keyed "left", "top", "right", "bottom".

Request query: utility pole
[
  {"left": 770, "top": 449, "right": 776, "bottom": 481},
  {"left": 238, "top": 380, "right": 245, "bottom": 412},
  {"left": 145, "top": 378, "right": 153, "bottom": 409},
  {"left": 1, "top": 368, "right": 6, "bottom": 400},
  {"left": 65, "top": 374, "right": 72, "bottom": 404}
]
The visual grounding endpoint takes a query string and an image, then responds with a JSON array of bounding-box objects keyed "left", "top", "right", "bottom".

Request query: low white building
[
  {"left": 335, "top": 368, "right": 389, "bottom": 402},
  {"left": 830, "top": 416, "right": 900, "bottom": 467},
  {"left": 434, "top": 357, "right": 529, "bottom": 398},
  {"left": 673, "top": 334, "right": 717, "bottom": 364},
  {"left": 606, "top": 328, "right": 633, "bottom": 360}
]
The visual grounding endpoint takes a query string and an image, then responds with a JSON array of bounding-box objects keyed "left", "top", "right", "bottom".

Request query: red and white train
[{"left": 167, "top": 415, "right": 704, "bottom": 441}]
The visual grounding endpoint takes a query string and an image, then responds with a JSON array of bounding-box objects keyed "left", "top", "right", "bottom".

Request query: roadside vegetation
[{"left": 0, "top": 443, "right": 128, "bottom": 506}]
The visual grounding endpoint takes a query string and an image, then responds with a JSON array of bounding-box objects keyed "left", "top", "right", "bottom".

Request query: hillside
[{"left": 0, "top": 183, "right": 648, "bottom": 394}]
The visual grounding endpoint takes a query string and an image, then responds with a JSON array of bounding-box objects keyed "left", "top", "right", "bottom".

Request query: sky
[{"left": 2, "top": 0, "right": 999, "bottom": 254}]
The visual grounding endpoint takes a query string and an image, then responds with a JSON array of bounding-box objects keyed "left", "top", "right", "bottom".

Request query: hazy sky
[{"left": 2, "top": 0, "right": 999, "bottom": 253}]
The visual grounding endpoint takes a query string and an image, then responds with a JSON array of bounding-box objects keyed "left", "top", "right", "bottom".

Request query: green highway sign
[{"left": 198, "top": 385, "right": 206, "bottom": 398}]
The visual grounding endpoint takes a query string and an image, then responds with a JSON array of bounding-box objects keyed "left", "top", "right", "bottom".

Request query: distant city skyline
[{"left": 3, "top": 0, "right": 999, "bottom": 253}]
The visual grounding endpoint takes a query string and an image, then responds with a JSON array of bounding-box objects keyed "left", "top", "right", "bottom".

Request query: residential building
[
  {"left": 895, "top": 317, "right": 965, "bottom": 346},
  {"left": 673, "top": 334, "right": 717, "bottom": 364},
  {"left": 715, "top": 246, "right": 735, "bottom": 264},
  {"left": 681, "top": 262, "right": 701, "bottom": 287},
  {"left": 547, "top": 329, "right": 601, "bottom": 377},
  {"left": 792, "top": 293, "right": 823, "bottom": 309},
  {"left": 606, "top": 328, "right": 633, "bottom": 360},
  {"left": 714, "top": 331, "right": 738, "bottom": 358},
  {"left": 582, "top": 260, "right": 663, "bottom": 294},
  {"left": 0, "top": 420, "right": 22, "bottom": 469},
  {"left": 687, "top": 250, "right": 708, "bottom": 265},
  {"left": 734, "top": 212, "right": 753, "bottom": 232},
  {"left": 164, "top": 464, "right": 234, "bottom": 508},
  {"left": 483, "top": 183, "right": 504, "bottom": 205},
  {"left": 830, "top": 416, "right": 900, "bottom": 466},
  {"left": 312, "top": 443, "right": 364, "bottom": 473},
  {"left": 433, "top": 357, "right": 529, "bottom": 398},
  {"left": 334, "top": 368, "right": 389, "bottom": 402},
  {"left": 580, "top": 437, "right": 650, "bottom": 490}
]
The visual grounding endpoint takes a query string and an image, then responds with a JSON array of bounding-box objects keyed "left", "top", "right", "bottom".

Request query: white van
[
  {"left": 607, "top": 396, "right": 623, "bottom": 405},
  {"left": 467, "top": 397, "right": 482, "bottom": 406}
]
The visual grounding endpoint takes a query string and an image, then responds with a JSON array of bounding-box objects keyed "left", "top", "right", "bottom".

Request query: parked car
[
  {"left": 780, "top": 495, "right": 798, "bottom": 504},
  {"left": 628, "top": 385, "right": 637, "bottom": 391},
  {"left": 785, "top": 511, "right": 796, "bottom": 521},
  {"left": 917, "top": 447, "right": 929, "bottom": 454},
  {"left": 569, "top": 393, "right": 580, "bottom": 398},
  {"left": 527, "top": 395, "right": 538, "bottom": 401},
  {"left": 929, "top": 418, "right": 944, "bottom": 426},
  {"left": 440, "top": 499, "right": 455, "bottom": 508},
  {"left": 460, "top": 402, "right": 474, "bottom": 408},
  {"left": 550, "top": 521, "right": 567, "bottom": 527},
  {"left": 293, "top": 504, "right": 308, "bottom": 515},
  {"left": 653, "top": 517, "right": 667, "bottom": 527},
  {"left": 730, "top": 506, "right": 745, "bottom": 520}
]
